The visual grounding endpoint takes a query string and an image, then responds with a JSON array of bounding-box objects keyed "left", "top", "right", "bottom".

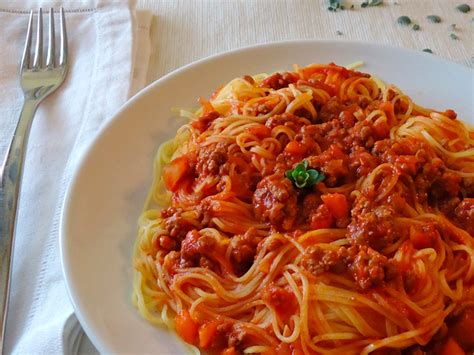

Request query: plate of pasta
[{"left": 60, "top": 40, "right": 474, "bottom": 354}]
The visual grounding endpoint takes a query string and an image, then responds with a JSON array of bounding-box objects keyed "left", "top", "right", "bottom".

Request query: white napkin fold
[{"left": 0, "top": 1, "right": 152, "bottom": 353}]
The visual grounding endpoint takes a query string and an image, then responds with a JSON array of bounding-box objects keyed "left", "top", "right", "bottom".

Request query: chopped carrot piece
[
  {"left": 198, "top": 97, "right": 216, "bottom": 114},
  {"left": 321, "top": 193, "right": 349, "bottom": 219},
  {"left": 163, "top": 155, "right": 190, "bottom": 192},
  {"left": 284, "top": 141, "right": 306, "bottom": 156},
  {"left": 198, "top": 320, "right": 218, "bottom": 349},
  {"left": 246, "top": 125, "right": 271, "bottom": 139},
  {"left": 174, "top": 310, "right": 198, "bottom": 345}
]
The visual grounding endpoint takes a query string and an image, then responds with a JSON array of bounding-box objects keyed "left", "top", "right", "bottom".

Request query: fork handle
[{"left": 0, "top": 98, "right": 39, "bottom": 350}]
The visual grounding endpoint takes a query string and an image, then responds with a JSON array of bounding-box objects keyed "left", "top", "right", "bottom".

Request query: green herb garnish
[
  {"left": 327, "top": 0, "right": 344, "bottom": 11},
  {"left": 427, "top": 15, "right": 442, "bottom": 23},
  {"left": 450, "top": 33, "right": 459, "bottom": 40},
  {"left": 412, "top": 24, "right": 420, "bottom": 31},
  {"left": 362, "top": 0, "right": 383, "bottom": 7},
  {"left": 397, "top": 16, "right": 412, "bottom": 25},
  {"left": 456, "top": 4, "right": 471, "bottom": 13},
  {"left": 336, "top": 30, "right": 343, "bottom": 35},
  {"left": 285, "top": 160, "right": 325, "bottom": 189},
  {"left": 422, "top": 48, "right": 433, "bottom": 53}
]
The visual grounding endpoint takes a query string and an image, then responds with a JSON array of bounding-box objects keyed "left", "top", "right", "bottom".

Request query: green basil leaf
[
  {"left": 368, "top": 0, "right": 383, "bottom": 6},
  {"left": 456, "top": 4, "right": 470, "bottom": 13},
  {"left": 397, "top": 16, "right": 411, "bottom": 26},
  {"left": 427, "top": 15, "right": 441, "bottom": 23},
  {"left": 314, "top": 172, "right": 326, "bottom": 184},
  {"left": 295, "top": 172, "right": 309, "bottom": 188},
  {"left": 284, "top": 160, "right": 325, "bottom": 188},
  {"left": 294, "top": 162, "right": 306, "bottom": 174},
  {"left": 306, "top": 169, "right": 320, "bottom": 186}
]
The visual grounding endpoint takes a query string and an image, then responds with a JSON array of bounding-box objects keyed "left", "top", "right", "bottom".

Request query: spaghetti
[{"left": 133, "top": 63, "right": 474, "bottom": 354}]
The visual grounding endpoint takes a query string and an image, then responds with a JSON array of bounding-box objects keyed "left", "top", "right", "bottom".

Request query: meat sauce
[{"left": 158, "top": 69, "right": 473, "bottom": 354}]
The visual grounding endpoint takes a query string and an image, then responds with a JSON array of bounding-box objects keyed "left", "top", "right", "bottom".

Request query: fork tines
[{"left": 21, "top": 8, "right": 68, "bottom": 71}]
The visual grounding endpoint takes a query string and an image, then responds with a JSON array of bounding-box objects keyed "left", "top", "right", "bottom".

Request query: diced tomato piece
[
  {"left": 198, "top": 320, "right": 218, "bottom": 349},
  {"left": 441, "top": 337, "right": 465, "bottom": 355},
  {"left": 246, "top": 125, "right": 271, "bottom": 139},
  {"left": 163, "top": 155, "right": 190, "bottom": 192},
  {"left": 321, "top": 193, "right": 349, "bottom": 219},
  {"left": 284, "top": 141, "right": 306, "bottom": 156},
  {"left": 175, "top": 310, "right": 199, "bottom": 345}
]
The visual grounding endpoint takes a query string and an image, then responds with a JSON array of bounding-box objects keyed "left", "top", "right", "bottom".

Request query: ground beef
[
  {"left": 253, "top": 173, "right": 298, "bottom": 230},
  {"left": 348, "top": 120, "right": 376, "bottom": 149},
  {"left": 349, "top": 147, "right": 380, "bottom": 177},
  {"left": 196, "top": 142, "right": 228, "bottom": 176},
  {"left": 430, "top": 171, "right": 462, "bottom": 200},
  {"left": 454, "top": 198, "right": 474, "bottom": 236},
  {"left": 301, "top": 246, "right": 346, "bottom": 276},
  {"left": 461, "top": 177, "right": 474, "bottom": 196},
  {"left": 293, "top": 124, "right": 322, "bottom": 155},
  {"left": 307, "top": 144, "right": 350, "bottom": 186},
  {"left": 315, "top": 118, "right": 348, "bottom": 151},
  {"left": 318, "top": 97, "right": 348, "bottom": 123},
  {"left": 265, "top": 112, "right": 308, "bottom": 131},
  {"left": 347, "top": 196, "right": 398, "bottom": 250},
  {"left": 309, "top": 204, "right": 334, "bottom": 230},
  {"left": 348, "top": 245, "right": 392, "bottom": 289},
  {"left": 302, "top": 245, "right": 394, "bottom": 290},
  {"left": 230, "top": 228, "right": 262, "bottom": 275},
  {"left": 180, "top": 230, "right": 219, "bottom": 270},
  {"left": 259, "top": 72, "right": 299, "bottom": 90},
  {"left": 301, "top": 193, "right": 322, "bottom": 220},
  {"left": 161, "top": 207, "right": 195, "bottom": 240}
]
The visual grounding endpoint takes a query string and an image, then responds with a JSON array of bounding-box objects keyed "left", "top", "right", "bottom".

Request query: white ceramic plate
[{"left": 60, "top": 40, "right": 474, "bottom": 354}]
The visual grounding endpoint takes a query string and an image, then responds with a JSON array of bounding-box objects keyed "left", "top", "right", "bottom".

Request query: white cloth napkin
[{"left": 0, "top": 1, "right": 152, "bottom": 353}]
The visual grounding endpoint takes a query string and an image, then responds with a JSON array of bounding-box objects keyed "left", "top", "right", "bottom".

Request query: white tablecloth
[{"left": 138, "top": 0, "right": 473, "bottom": 85}]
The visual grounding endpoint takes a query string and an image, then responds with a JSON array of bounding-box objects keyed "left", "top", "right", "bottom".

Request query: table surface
[{"left": 137, "top": 0, "right": 473, "bottom": 85}]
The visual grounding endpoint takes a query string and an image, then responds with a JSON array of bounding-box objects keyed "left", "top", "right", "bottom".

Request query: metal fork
[{"left": 0, "top": 8, "right": 68, "bottom": 352}]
